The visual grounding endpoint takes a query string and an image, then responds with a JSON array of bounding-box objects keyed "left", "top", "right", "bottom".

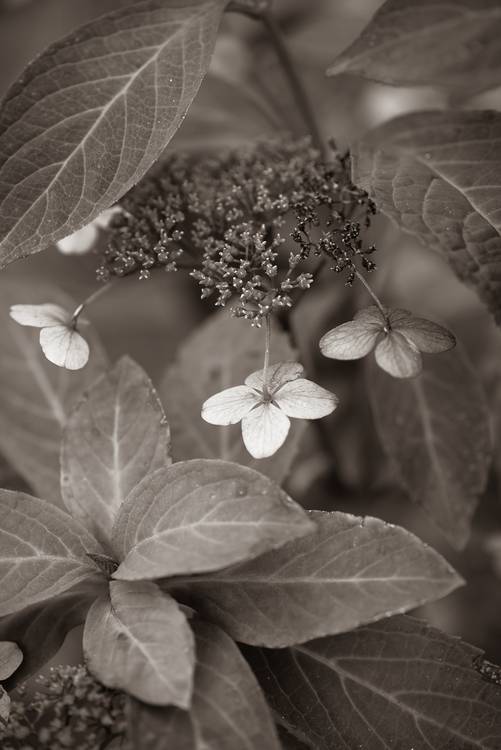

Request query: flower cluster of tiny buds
[
  {"left": 97, "top": 138, "right": 377, "bottom": 322},
  {"left": 0, "top": 666, "right": 126, "bottom": 749}
]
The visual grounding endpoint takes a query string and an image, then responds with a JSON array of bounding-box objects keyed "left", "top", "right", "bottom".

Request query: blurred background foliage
[{"left": 1, "top": 0, "right": 501, "bottom": 667}]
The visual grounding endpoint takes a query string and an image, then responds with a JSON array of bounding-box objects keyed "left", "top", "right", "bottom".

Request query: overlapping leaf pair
[
  {"left": 0, "top": 357, "right": 465, "bottom": 748},
  {"left": 0, "top": 643, "right": 22, "bottom": 727}
]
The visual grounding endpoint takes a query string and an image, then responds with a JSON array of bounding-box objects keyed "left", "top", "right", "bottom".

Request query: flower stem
[
  {"left": 260, "top": 12, "right": 326, "bottom": 159},
  {"left": 354, "top": 270, "right": 387, "bottom": 319},
  {"left": 72, "top": 282, "right": 112, "bottom": 326},
  {"left": 263, "top": 314, "right": 271, "bottom": 389}
]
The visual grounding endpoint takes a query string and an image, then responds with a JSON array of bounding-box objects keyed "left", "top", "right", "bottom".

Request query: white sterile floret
[
  {"left": 319, "top": 306, "right": 455, "bottom": 378},
  {"left": 56, "top": 207, "right": 122, "bottom": 255},
  {"left": 9, "top": 304, "right": 89, "bottom": 370},
  {"left": 202, "top": 361, "right": 338, "bottom": 459}
]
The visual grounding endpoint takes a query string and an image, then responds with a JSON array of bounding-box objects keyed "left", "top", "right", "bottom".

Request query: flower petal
[
  {"left": 354, "top": 305, "right": 387, "bottom": 326},
  {"left": 39, "top": 326, "right": 89, "bottom": 370},
  {"left": 202, "top": 386, "right": 260, "bottom": 425},
  {"left": 274, "top": 378, "right": 339, "bottom": 419},
  {"left": 93, "top": 206, "right": 123, "bottom": 229},
  {"left": 9, "top": 303, "right": 70, "bottom": 328},
  {"left": 245, "top": 362, "right": 304, "bottom": 393},
  {"left": 241, "top": 402, "right": 290, "bottom": 459},
  {"left": 393, "top": 316, "right": 456, "bottom": 354},
  {"left": 320, "top": 320, "right": 379, "bottom": 360},
  {"left": 56, "top": 223, "right": 99, "bottom": 255},
  {"left": 375, "top": 331, "right": 422, "bottom": 378}
]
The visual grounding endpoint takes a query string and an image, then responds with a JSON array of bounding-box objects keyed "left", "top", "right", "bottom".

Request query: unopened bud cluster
[
  {"left": 0, "top": 666, "right": 126, "bottom": 749},
  {"left": 98, "top": 138, "right": 376, "bottom": 322}
]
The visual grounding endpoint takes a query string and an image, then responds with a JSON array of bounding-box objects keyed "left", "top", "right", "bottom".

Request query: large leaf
[
  {"left": 0, "top": 0, "right": 227, "bottom": 267},
  {"left": 127, "top": 619, "right": 281, "bottom": 750},
  {"left": 112, "top": 459, "right": 314, "bottom": 581},
  {"left": 352, "top": 109, "right": 501, "bottom": 324},
  {"left": 0, "top": 642, "right": 22, "bottom": 681},
  {"left": 369, "top": 348, "right": 491, "bottom": 548},
  {"left": 61, "top": 356, "right": 171, "bottom": 547},
  {"left": 160, "top": 309, "right": 306, "bottom": 483},
  {"left": 0, "top": 279, "right": 107, "bottom": 504},
  {"left": 328, "top": 0, "right": 501, "bottom": 94},
  {"left": 83, "top": 580, "right": 194, "bottom": 707},
  {"left": 0, "top": 576, "right": 105, "bottom": 689},
  {"left": 169, "top": 510, "right": 462, "bottom": 647},
  {"left": 246, "top": 615, "right": 501, "bottom": 750},
  {"left": 0, "top": 489, "right": 102, "bottom": 617},
  {"left": 0, "top": 688, "right": 10, "bottom": 729}
]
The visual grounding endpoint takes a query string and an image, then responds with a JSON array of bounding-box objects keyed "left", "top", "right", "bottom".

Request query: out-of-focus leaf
[
  {"left": 0, "top": 642, "right": 22, "bottom": 681},
  {"left": 0, "top": 688, "right": 10, "bottom": 728},
  {"left": 0, "top": 576, "right": 106, "bottom": 689},
  {"left": 369, "top": 347, "right": 491, "bottom": 548},
  {"left": 61, "top": 356, "right": 171, "bottom": 547},
  {"left": 328, "top": 0, "right": 501, "bottom": 94},
  {"left": 0, "top": 0, "right": 228, "bottom": 267},
  {"left": 0, "top": 489, "right": 102, "bottom": 617},
  {"left": 112, "top": 459, "right": 314, "bottom": 581},
  {"left": 246, "top": 616, "right": 501, "bottom": 750},
  {"left": 172, "top": 72, "right": 278, "bottom": 151},
  {"left": 160, "top": 310, "right": 306, "bottom": 483},
  {"left": 352, "top": 110, "right": 501, "bottom": 324},
  {"left": 0, "top": 279, "right": 107, "bottom": 505},
  {"left": 169, "top": 510, "right": 462, "bottom": 647},
  {"left": 83, "top": 580, "right": 194, "bottom": 707},
  {"left": 127, "top": 619, "right": 281, "bottom": 750}
]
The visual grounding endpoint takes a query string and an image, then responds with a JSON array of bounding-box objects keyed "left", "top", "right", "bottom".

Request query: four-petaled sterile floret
[
  {"left": 320, "top": 306, "right": 455, "bottom": 378},
  {"left": 9, "top": 304, "right": 89, "bottom": 370},
  {"left": 202, "top": 362, "right": 338, "bottom": 458}
]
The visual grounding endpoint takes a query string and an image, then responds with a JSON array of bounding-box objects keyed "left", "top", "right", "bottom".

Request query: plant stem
[
  {"left": 260, "top": 12, "right": 326, "bottom": 159},
  {"left": 354, "top": 270, "right": 387, "bottom": 319},
  {"left": 262, "top": 314, "right": 271, "bottom": 389},
  {"left": 72, "top": 282, "right": 112, "bottom": 326}
]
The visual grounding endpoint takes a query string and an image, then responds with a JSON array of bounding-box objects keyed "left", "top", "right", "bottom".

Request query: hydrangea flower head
[
  {"left": 9, "top": 304, "right": 89, "bottom": 370},
  {"left": 320, "top": 306, "right": 455, "bottom": 378},
  {"left": 202, "top": 361, "right": 338, "bottom": 458}
]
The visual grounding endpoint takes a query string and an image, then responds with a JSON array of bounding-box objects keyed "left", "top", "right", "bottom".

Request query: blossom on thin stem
[
  {"left": 320, "top": 306, "right": 455, "bottom": 378},
  {"left": 202, "top": 361, "right": 338, "bottom": 458},
  {"left": 9, "top": 303, "right": 89, "bottom": 370}
]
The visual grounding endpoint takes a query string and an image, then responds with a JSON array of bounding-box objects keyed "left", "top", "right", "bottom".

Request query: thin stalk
[
  {"left": 354, "top": 270, "right": 387, "bottom": 319},
  {"left": 262, "top": 314, "right": 271, "bottom": 390},
  {"left": 261, "top": 12, "right": 326, "bottom": 159},
  {"left": 71, "top": 282, "right": 112, "bottom": 326}
]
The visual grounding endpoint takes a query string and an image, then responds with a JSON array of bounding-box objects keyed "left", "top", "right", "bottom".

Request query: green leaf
[
  {"left": 172, "top": 72, "right": 279, "bottom": 151},
  {"left": 369, "top": 347, "right": 491, "bottom": 548},
  {"left": 112, "top": 459, "right": 314, "bottom": 581},
  {"left": 0, "top": 279, "right": 107, "bottom": 505},
  {"left": 0, "top": 642, "right": 22, "bottom": 681},
  {"left": 352, "top": 109, "right": 501, "bottom": 324},
  {"left": 328, "top": 0, "right": 501, "bottom": 94},
  {"left": 0, "top": 0, "right": 227, "bottom": 267},
  {"left": 0, "top": 577, "right": 105, "bottom": 689},
  {"left": 0, "top": 688, "right": 10, "bottom": 729},
  {"left": 160, "top": 309, "right": 306, "bottom": 483},
  {"left": 169, "top": 510, "right": 462, "bottom": 647},
  {"left": 127, "top": 619, "right": 281, "bottom": 750},
  {"left": 0, "top": 489, "right": 102, "bottom": 617},
  {"left": 83, "top": 580, "right": 194, "bottom": 707},
  {"left": 61, "top": 356, "right": 171, "bottom": 547},
  {"left": 246, "top": 616, "right": 501, "bottom": 750}
]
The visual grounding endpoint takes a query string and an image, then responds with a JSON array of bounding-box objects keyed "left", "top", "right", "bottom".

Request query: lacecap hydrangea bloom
[
  {"left": 202, "top": 361, "right": 338, "bottom": 458},
  {"left": 320, "top": 306, "right": 455, "bottom": 378}
]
